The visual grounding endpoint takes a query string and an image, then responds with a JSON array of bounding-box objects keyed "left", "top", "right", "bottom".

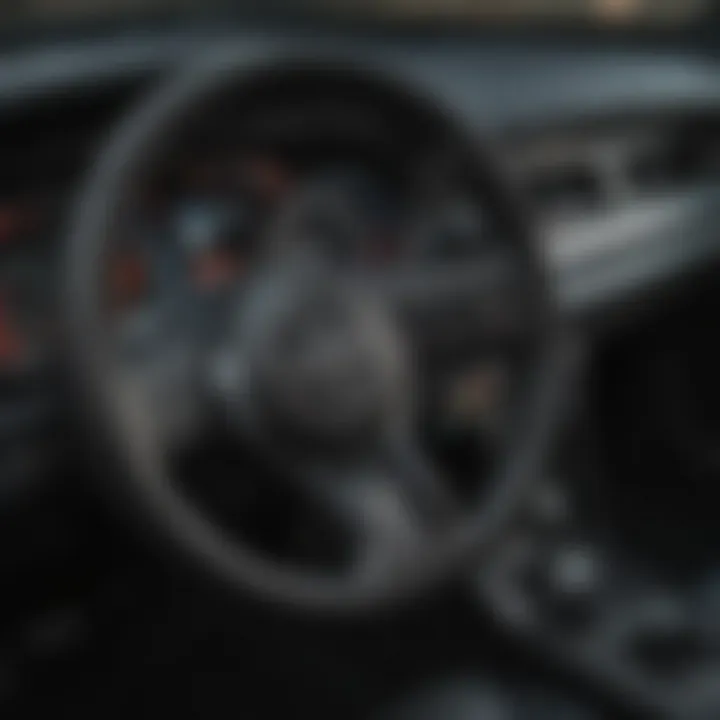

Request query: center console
[{"left": 476, "top": 277, "right": 720, "bottom": 720}]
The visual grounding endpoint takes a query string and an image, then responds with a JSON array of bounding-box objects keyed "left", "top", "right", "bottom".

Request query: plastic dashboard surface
[
  {"left": 0, "top": 28, "right": 717, "bottom": 319},
  {"left": 0, "top": 30, "right": 718, "bottom": 125},
  {"left": 0, "top": 26, "right": 714, "bottom": 349}
]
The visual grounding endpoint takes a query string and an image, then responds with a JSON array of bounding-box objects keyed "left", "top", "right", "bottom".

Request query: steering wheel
[{"left": 64, "top": 51, "right": 571, "bottom": 614}]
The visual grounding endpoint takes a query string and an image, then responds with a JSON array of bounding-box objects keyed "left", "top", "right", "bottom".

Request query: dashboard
[{"left": 0, "top": 29, "right": 717, "bottom": 489}]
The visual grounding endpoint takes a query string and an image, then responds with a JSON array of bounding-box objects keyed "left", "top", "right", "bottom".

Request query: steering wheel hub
[{"left": 238, "top": 268, "right": 409, "bottom": 447}]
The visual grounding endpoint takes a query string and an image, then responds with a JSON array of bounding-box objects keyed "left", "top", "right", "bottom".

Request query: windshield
[{"left": 1, "top": 0, "right": 714, "bottom": 29}]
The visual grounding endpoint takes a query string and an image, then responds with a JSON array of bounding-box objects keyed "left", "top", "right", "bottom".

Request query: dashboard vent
[
  {"left": 513, "top": 120, "right": 720, "bottom": 221},
  {"left": 524, "top": 163, "right": 604, "bottom": 216},
  {"left": 628, "top": 127, "right": 720, "bottom": 196}
]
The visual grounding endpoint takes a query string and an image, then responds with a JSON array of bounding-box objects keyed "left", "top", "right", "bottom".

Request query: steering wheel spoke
[
  {"left": 117, "top": 351, "right": 203, "bottom": 454},
  {"left": 299, "top": 433, "right": 459, "bottom": 583}
]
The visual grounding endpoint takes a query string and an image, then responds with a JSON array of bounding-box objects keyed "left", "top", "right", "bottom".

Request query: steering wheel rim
[{"left": 64, "top": 49, "right": 572, "bottom": 614}]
